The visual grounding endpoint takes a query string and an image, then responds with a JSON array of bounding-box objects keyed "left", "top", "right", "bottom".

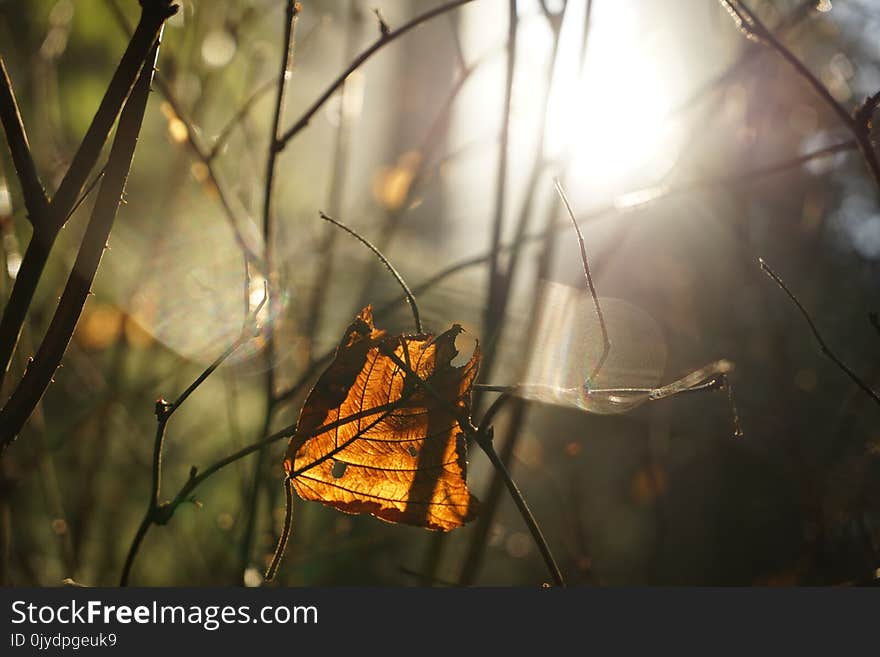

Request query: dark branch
[
  {"left": 0, "top": 0, "right": 176, "bottom": 395},
  {"left": 120, "top": 288, "right": 266, "bottom": 586},
  {"left": 0, "top": 35, "right": 164, "bottom": 453},
  {"left": 759, "top": 258, "right": 880, "bottom": 409},
  {"left": 718, "top": 0, "right": 880, "bottom": 193},
  {"left": 0, "top": 57, "right": 48, "bottom": 223}
]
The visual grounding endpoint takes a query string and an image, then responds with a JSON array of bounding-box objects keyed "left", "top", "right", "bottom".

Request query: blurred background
[{"left": 0, "top": 0, "right": 879, "bottom": 586}]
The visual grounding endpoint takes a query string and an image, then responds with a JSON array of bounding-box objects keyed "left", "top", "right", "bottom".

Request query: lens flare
[{"left": 522, "top": 281, "right": 667, "bottom": 414}]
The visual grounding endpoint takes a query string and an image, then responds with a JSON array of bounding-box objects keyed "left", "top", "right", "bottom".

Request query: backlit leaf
[{"left": 283, "top": 306, "right": 480, "bottom": 531}]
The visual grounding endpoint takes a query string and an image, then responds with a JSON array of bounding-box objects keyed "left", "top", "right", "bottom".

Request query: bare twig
[
  {"left": 105, "top": 0, "right": 262, "bottom": 269},
  {"left": 276, "top": 0, "right": 476, "bottom": 149},
  {"left": 485, "top": 0, "right": 517, "bottom": 340},
  {"left": 372, "top": 8, "right": 391, "bottom": 37},
  {"left": 759, "top": 258, "right": 880, "bottom": 408},
  {"left": 668, "top": 0, "right": 814, "bottom": 121},
  {"left": 302, "top": 1, "right": 360, "bottom": 356},
  {"left": 51, "top": 1, "right": 177, "bottom": 227},
  {"left": 120, "top": 290, "right": 266, "bottom": 586},
  {"left": 475, "top": 423, "right": 565, "bottom": 586},
  {"left": 66, "top": 164, "right": 107, "bottom": 221},
  {"left": 264, "top": 476, "right": 293, "bottom": 581},
  {"left": 369, "top": 140, "right": 858, "bottom": 322},
  {"left": 719, "top": 0, "right": 880, "bottom": 193},
  {"left": 209, "top": 79, "right": 276, "bottom": 160},
  {"left": 238, "top": 0, "right": 300, "bottom": 584},
  {"left": 320, "top": 212, "right": 422, "bottom": 334},
  {"left": 554, "top": 178, "right": 610, "bottom": 382},
  {"left": 352, "top": 51, "right": 484, "bottom": 324},
  {"left": 381, "top": 348, "right": 565, "bottom": 587},
  {"left": 869, "top": 312, "right": 880, "bottom": 339}
]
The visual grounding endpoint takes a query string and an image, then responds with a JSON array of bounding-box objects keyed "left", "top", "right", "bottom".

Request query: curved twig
[
  {"left": 276, "top": 0, "right": 477, "bottom": 149},
  {"left": 759, "top": 258, "right": 880, "bottom": 408}
]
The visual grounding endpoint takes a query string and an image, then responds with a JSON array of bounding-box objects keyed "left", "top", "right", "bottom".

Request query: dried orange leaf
[{"left": 284, "top": 306, "right": 480, "bottom": 531}]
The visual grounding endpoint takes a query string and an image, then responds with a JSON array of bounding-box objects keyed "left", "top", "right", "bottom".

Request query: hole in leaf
[
  {"left": 331, "top": 461, "right": 347, "bottom": 479},
  {"left": 451, "top": 331, "right": 478, "bottom": 367},
  {"left": 407, "top": 445, "right": 418, "bottom": 457}
]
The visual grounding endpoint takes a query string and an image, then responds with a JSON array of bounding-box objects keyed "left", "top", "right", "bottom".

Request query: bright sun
[
  {"left": 453, "top": 0, "right": 684, "bottom": 211},
  {"left": 544, "top": 2, "right": 681, "bottom": 192}
]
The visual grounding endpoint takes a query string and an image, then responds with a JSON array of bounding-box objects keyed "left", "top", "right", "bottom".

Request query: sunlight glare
[{"left": 544, "top": 2, "right": 682, "bottom": 196}]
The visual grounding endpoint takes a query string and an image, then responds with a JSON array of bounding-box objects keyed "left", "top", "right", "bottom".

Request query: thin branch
[
  {"left": 0, "top": 33, "right": 164, "bottom": 453},
  {"left": 209, "top": 78, "right": 276, "bottom": 160},
  {"left": 380, "top": 348, "right": 565, "bottom": 587},
  {"left": 869, "top": 312, "right": 880, "bottom": 339},
  {"left": 0, "top": 57, "right": 48, "bottom": 223},
  {"left": 66, "top": 163, "right": 107, "bottom": 221},
  {"left": 372, "top": 8, "right": 391, "bottom": 37},
  {"left": 475, "top": 426, "right": 565, "bottom": 586},
  {"left": 667, "top": 0, "right": 814, "bottom": 121},
  {"left": 554, "top": 178, "right": 610, "bottom": 381},
  {"left": 276, "top": 0, "right": 477, "bottom": 149},
  {"left": 105, "top": 0, "right": 262, "bottom": 268},
  {"left": 51, "top": 1, "right": 178, "bottom": 229},
  {"left": 719, "top": 0, "right": 880, "bottom": 193},
  {"left": 264, "top": 476, "right": 293, "bottom": 581},
  {"left": 759, "top": 258, "right": 880, "bottom": 408},
  {"left": 350, "top": 52, "right": 485, "bottom": 330},
  {"left": 302, "top": 1, "right": 360, "bottom": 357},
  {"left": 484, "top": 3, "right": 564, "bottom": 379},
  {"left": 370, "top": 140, "right": 858, "bottom": 321},
  {"left": 320, "top": 211, "right": 422, "bottom": 334},
  {"left": 120, "top": 291, "right": 266, "bottom": 586},
  {"left": 485, "top": 0, "right": 517, "bottom": 340},
  {"left": 274, "top": 137, "right": 852, "bottom": 407},
  {"left": 239, "top": 0, "right": 300, "bottom": 584}
]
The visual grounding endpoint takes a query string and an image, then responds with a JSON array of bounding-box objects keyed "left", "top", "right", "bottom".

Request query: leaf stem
[
  {"left": 473, "top": 430, "right": 565, "bottom": 587},
  {"left": 320, "top": 212, "right": 422, "bottom": 334},
  {"left": 264, "top": 476, "right": 293, "bottom": 582}
]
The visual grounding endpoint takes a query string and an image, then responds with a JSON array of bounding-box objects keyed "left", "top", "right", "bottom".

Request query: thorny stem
[
  {"left": 0, "top": 57, "right": 48, "bottom": 222},
  {"left": 759, "top": 258, "right": 880, "bottom": 408},
  {"left": 0, "top": 2, "right": 176, "bottom": 395},
  {"left": 276, "top": 0, "right": 477, "bottom": 149},
  {"left": 0, "top": 28, "right": 166, "bottom": 454}
]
